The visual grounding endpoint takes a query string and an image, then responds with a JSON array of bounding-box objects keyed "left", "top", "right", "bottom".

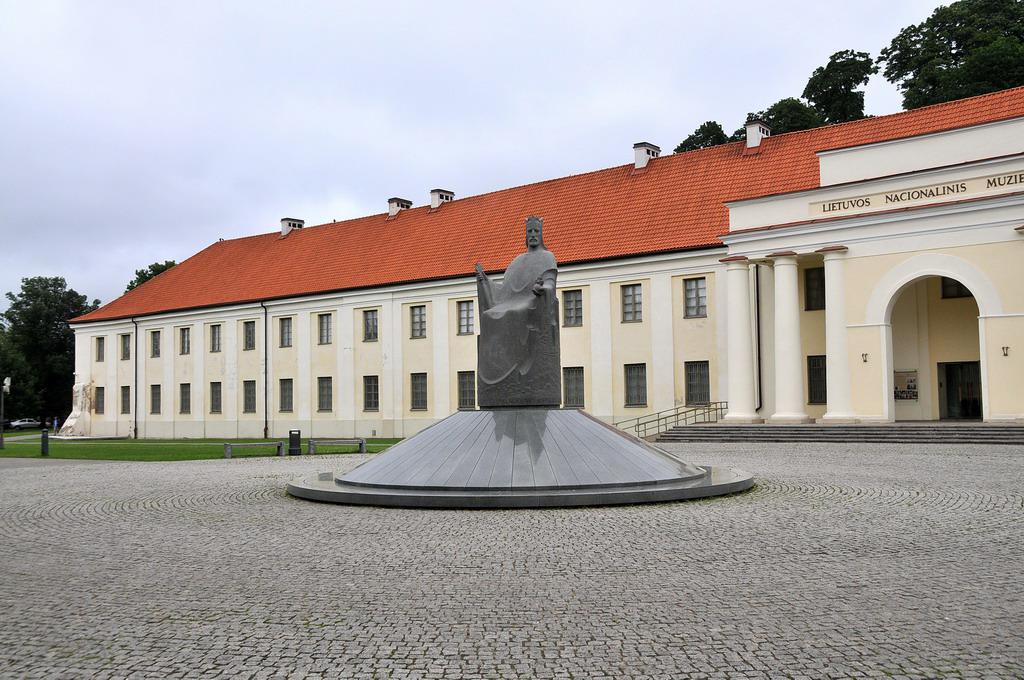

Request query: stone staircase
[{"left": 656, "top": 423, "right": 1024, "bottom": 445}]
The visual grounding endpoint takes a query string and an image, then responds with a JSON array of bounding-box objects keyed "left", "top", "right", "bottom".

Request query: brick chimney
[
  {"left": 387, "top": 197, "right": 412, "bottom": 217},
  {"left": 633, "top": 142, "right": 661, "bottom": 169}
]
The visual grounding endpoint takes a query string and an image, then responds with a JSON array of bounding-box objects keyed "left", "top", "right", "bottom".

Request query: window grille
[
  {"left": 563, "top": 366, "right": 584, "bottom": 408},
  {"left": 457, "top": 371, "right": 476, "bottom": 409},
  {"left": 150, "top": 330, "right": 161, "bottom": 358},
  {"left": 120, "top": 386, "right": 131, "bottom": 414},
  {"left": 624, "top": 363, "right": 647, "bottom": 407},
  {"left": 210, "top": 325, "right": 222, "bottom": 353},
  {"left": 807, "top": 355, "right": 827, "bottom": 404},
  {"left": 243, "top": 380, "right": 257, "bottom": 413},
  {"left": 684, "top": 361, "right": 710, "bottom": 405},
  {"left": 150, "top": 384, "right": 161, "bottom": 414},
  {"left": 410, "top": 372, "right": 428, "bottom": 410},
  {"left": 209, "top": 382, "right": 222, "bottom": 414},
  {"left": 179, "top": 383, "right": 191, "bottom": 414},
  {"left": 243, "top": 320, "right": 256, "bottom": 351},
  {"left": 317, "top": 377, "right": 332, "bottom": 412},
  {"left": 363, "top": 375, "right": 379, "bottom": 411},
  {"left": 94, "top": 386, "right": 105, "bottom": 414},
  {"left": 279, "top": 378, "right": 293, "bottom": 412},
  {"left": 95, "top": 337, "right": 105, "bottom": 362},
  {"left": 120, "top": 334, "right": 131, "bottom": 360}
]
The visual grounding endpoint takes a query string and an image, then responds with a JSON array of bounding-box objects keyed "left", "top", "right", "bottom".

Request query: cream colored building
[{"left": 70, "top": 88, "right": 1024, "bottom": 437}]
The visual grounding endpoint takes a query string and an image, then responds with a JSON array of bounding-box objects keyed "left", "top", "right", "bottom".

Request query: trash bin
[{"left": 288, "top": 429, "right": 302, "bottom": 456}]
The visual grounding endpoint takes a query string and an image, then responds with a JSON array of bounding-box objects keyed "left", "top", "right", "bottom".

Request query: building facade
[{"left": 70, "top": 88, "right": 1024, "bottom": 438}]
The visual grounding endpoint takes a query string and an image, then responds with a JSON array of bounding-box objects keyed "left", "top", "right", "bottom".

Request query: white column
[
  {"left": 721, "top": 258, "right": 761, "bottom": 423},
  {"left": 649, "top": 272, "right": 675, "bottom": 412},
  {"left": 769, "top": 253, "right": 811, "bottom": 423},
  {"left": 431, "top": 295, "right": 450, "bottom": 418},
  {"left": 338, "top": 305, "right": 355, "bottom": 434},
  {"left": 820, "top": 247, "right": 856, "bottom": 422},
  {"left": 588, "top": 280, "right": 614, "bottom": 421}
]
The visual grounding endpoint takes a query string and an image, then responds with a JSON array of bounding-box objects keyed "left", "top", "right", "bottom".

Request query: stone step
[{"left": 655, "top": 424, "right": 1024, "bottom": 445}]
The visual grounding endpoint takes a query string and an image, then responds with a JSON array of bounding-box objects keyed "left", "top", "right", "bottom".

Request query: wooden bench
[
  {"left": 223, "top": 441, "right": 285, "bottom": 458},
  {"left": 308, "top": 438, "right": 367, "bottom": 455}
]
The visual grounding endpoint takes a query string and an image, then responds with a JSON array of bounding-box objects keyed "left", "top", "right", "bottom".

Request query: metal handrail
[{"left": 615, "top": 401, "right": 728, "bottom": 439}]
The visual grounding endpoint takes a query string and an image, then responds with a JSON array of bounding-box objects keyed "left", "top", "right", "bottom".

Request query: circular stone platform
[{"left": 287, "top": 409, "right": 753, "bottom": 508}]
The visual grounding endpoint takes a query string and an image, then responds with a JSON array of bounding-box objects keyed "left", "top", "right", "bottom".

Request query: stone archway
[{"left": 864, "top": 254, "right": 1003, "bottom": 422}]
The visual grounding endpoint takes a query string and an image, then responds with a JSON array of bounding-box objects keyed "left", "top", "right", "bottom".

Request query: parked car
[{"left": 9, "top": 418, "right": 41, "bottom": 430}]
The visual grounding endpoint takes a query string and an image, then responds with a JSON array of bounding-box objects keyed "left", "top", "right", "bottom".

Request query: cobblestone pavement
[{"left": 0, "top": 443, "right": 1021, "bottom": 679}]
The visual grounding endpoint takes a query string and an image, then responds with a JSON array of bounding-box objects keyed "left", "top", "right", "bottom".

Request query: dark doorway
[{"left": 938, "top": 362, "right": 982, "bottom": 420}]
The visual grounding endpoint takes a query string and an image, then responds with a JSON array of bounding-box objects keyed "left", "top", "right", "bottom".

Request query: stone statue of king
[{"left": 475, "top": 216, "right": 561, "bottom": 408}]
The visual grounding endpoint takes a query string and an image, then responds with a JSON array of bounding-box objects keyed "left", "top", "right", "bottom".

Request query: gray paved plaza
[{"left": 1, "top": 442, "right": 1021, "bottom": 679}]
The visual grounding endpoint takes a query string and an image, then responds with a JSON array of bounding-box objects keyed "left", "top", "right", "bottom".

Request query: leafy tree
[
  {"left": 126, "top": 260, "right": 176, "bottom": 293},
  {"left": 803, "top": 50, "right": 878, "bottom": 124},
  {"left": 0, "top": 327, "right": 40, "bottom": 421},
  {"left": 730, "top": 98, "right": 824, "bottom": 141},
  {"left": 2, "top": 277, "right": 99, "bottom": 422},
  {"left": 674, "top": 121, "right": 730, "bottom": 153},
  {"left": 879, "top": 0, "right": 1024, "bottom": 109}
]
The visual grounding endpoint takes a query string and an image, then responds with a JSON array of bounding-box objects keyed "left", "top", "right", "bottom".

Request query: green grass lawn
[
  {"left": 2, "top": 428, "right": 43, "bottom": 437},
  {"left": 0, "top": 437, "right": 399, "bottom": 462}
]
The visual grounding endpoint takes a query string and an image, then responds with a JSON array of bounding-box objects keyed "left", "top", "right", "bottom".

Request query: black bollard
[
  {"left": 41, "top": 429, "right": 49, "bottom": 457},
  {"left": 288, "top": 429, "right": 301, "bottom": 456}
]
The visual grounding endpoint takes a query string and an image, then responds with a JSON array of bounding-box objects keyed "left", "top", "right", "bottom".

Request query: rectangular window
[
  {"left": 410, "top": 372, "right": 428, "bottom": 410},
  {"left": 684, "top": 361, "right": 711, "bottom": 405},
  {"left": 279, "top": 317, "right": 293, "bottom": 348},
  {"left": 317, "top": 376, "right": 332, "bottom": 412},
  {"left": 279, "top": 378, "right": 293, "bottom": 412},
  {"left": 807, "top": 355, "right": 827, "bottom": 404},
  {"left": 210, "top": 324, "right": 222, "bottom": 353},
  {"left": 243, "top": 380, "right": 257, "bottom": 413},
  {"left": 95, "top": 337, "right": 105, "bottom": 362},
  {"left": 210, "top": 382, "right": 222, "bottom": 414},
  {"left": 805, "top": 267, "right": 826, "bottom": 311},
  {"left": 363, "top": 309, "right": 379, "bottom": 342},
  {"left": 179, "top": 327, "right": 191, "bottom": 355},
  {"left": 563, "top": 366, "right": 585, "bottom": 408},
  {"left": 684, "top": 277, "right": 707, "bottom": 318},
  {"left": 243, "top": 320, "right": 256, "bottom": 351},
  {"left": 621, "top": 284, "right": 642, "bottom": 322},
  {"left": 150, "top": 330, "right": 161, "bottom": 358},
  {"left": 563, "top": 289, "right": 583, "bottom": 327},
  {"left": 457, "top": 300, "right": 474, "bottom": 335},
  {"left": 410, "top": 305, "right": 426, "bottom": 338},
  {"left": 120, "top": 386, "right": 131, "bottom": 414},
  {"left": 624, "top": 363, "right": 647, "bottom": 407},
  {"left": 120, "top": 333, "right": 131, "bottom": 360},
  {"left": 318, "top": 313, "right": 332, "bottom": 345},
  {"left": 94, "top": 386, "right": 105, "bottom": 415},
  {"left": 941, "top": 277, "right": 973, "bottom": 299},
  {"left": 179, "top": 383, "right": 191, "bottom": 414},
  {"left": 363, "top": 375, "right": 380, "bottom": 411},
  {"left": 457, "top": 371, "right": 476, "bottom": 409},
  {"left": 150, "top": 384, "right": 161, "bottom": 414}
]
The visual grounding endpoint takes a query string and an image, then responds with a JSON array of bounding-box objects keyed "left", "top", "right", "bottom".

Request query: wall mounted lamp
[
  {"left": 1003, "top": 346, "right": 1010, "bottom": 357},
  {"left": 861, "top": 353, "right": 869, "bottom": 363}
]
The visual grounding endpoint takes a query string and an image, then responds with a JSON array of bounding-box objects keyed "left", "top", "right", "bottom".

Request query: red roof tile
[{"left": 73, "top": 87, "right": 1024, "bottom": 323}]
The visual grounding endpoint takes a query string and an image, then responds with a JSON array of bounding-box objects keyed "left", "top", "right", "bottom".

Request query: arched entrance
[
  {"left": 865, "top": 253, "right": 1003, "bottom": 423},
  {"left": 888, "top": 276, "right": 981, "bottom": 421}
]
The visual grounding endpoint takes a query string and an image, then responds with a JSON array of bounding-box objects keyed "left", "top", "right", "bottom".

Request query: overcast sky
[{"left": 0, "top": 0, "right": 944, "bottom": 311}]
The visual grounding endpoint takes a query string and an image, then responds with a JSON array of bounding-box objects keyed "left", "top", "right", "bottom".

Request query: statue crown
[{"left": 526, "top": 216, "right": 543, "bottom": 229}]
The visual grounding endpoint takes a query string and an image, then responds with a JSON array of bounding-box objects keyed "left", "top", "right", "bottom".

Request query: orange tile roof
[{"left": 73, "top": 86, "right": 1024, "bottom": 323}]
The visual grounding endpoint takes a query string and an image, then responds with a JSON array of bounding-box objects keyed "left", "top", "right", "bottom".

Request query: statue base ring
[{"left": 286, "top": 409, "right": 753, "bottom": 509}]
